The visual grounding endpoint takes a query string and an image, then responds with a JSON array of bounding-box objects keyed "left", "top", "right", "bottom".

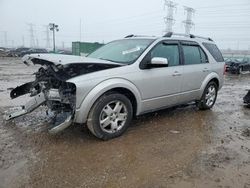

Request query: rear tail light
[{"left": 223, "top": 64, "right": 226, "bottom": 75}]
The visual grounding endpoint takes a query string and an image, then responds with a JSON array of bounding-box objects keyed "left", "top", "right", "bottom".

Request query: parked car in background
[
  {"left": 0, "top": 47, "right": 13, "bottom": 57},
  {"left": 19, "top": 48, "right": 48, "bottom": 57},
  {"left": 226, "top": 56, "right": 250, "bottom": 74},
  {"left": 57, "top": 49, "right": 72, "bottom": 55},
  {"left": 11, "top": 47, "right": 31, "bottom": 57},
  {"left": 5, "top": 33, "right": 225, "bottom": 140},
  {"left": 0, "top": 48, "right": 8, "bottom": 57}
]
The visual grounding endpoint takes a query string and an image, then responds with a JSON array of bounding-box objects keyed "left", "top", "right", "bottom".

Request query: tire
[
  {"left": 87, "top": 93, "right": 133, "bottom": 140},
  {"left": 197, "top": 81, "right": 218, "bottom": 110}
]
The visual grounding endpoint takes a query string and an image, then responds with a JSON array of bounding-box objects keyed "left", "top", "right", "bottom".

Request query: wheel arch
[
  {"left": 199, "top": 72, "right": 220, "bottom": 99},
  {"left": 74, "top": 78, "right": 142, "bottom": 124},
  {"left": 209, "top": 77, "right": 219, "bottom": 88}
]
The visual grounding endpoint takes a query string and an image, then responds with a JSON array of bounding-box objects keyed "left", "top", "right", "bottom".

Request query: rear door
[{"left": 179, "top": 42, "right": 210, "bottom": 102}]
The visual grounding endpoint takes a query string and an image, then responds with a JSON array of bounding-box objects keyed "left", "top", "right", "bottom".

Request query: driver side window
[{"left": 151, "top": 43, "right": 180, "bottom": 66}]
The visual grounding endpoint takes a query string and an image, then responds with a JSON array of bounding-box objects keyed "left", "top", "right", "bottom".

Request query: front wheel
[
  {"left": 197, "top": 81, "right": 218, "bottom": 110},
  {"left": 87, "top": 93, "right": 133, "bottom": 140}
]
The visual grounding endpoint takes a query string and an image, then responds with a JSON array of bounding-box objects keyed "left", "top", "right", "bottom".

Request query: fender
[
  {"left": 199, "top": 72, "right": 221, "bottom": 98},
  {"left": 74, "top": 78, "right": 142, "bottom": 124}
]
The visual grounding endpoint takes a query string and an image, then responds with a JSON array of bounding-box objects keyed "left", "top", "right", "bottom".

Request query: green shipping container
[{"left": 72, "top": 42, "right": 104, "bottom": 56}]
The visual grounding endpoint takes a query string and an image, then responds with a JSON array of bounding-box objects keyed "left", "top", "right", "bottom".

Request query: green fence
[{"left": 72, "top": 42, "right": 104, "bottom": 56}]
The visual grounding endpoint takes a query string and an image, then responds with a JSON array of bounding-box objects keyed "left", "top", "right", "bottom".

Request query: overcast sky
[{"left": 0, "top": 0, "right": 250, "bottom": 50}]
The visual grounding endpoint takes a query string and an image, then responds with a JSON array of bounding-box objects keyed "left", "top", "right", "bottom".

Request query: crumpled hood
[
  {"left": 21, "top": 53, "right": 124, "bottom": 82},
  {"left": 22, "top": 53, "right": 124, "bottom": 66}
]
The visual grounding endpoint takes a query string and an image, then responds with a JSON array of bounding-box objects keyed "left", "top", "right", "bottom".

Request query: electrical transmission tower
[
  {"left": 164, "top": 0, "right": 177, "bottom": 33},
  {"left": 44, "top": 25, "right": 51, "bottom": 48},
  {"left": 36, "top": 38, "right": 39, "bottom": 48},
  {"left": 27, "top": 23, "right": 35, "bottom": 48},
  {"left": 22, "top": 36, "right": 25, "bottom": 47},
  {"left": 1, "top": 31, "right": 8, "bottom": 47},
  {"left": 183, "top": 6, "right": 195, "bottom": 35},
  {"left": 4, "top": 31, "right": 7, "bottom": 47}
]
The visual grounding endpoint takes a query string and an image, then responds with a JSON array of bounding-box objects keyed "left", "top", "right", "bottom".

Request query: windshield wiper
[
  {"left": 99, "top": 58, "right": 117, "bottom": 63},
  {"left": 99, "top": 58, "right": 126, "bottom": 65}
]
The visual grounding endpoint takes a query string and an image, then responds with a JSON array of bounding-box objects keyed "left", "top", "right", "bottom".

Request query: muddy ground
[{"left": 0, "top": 57, "right": 249, "bottom": 188}]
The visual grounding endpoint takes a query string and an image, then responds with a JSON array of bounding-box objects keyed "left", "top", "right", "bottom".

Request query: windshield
[{"left": 88, "top": 39, "right": 154, "bottom": 64}]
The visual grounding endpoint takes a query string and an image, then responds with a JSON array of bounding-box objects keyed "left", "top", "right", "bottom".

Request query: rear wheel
[
  {"left": 197, "top": 81, "right": 218, "bottom": 110},
  {"left": 87, "top": 93, "right": 133, "bottom": 140}
]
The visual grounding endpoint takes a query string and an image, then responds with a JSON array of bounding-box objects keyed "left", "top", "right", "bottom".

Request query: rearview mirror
[{"left": 149, "top": 57, "right": 168, "bottom": 68}]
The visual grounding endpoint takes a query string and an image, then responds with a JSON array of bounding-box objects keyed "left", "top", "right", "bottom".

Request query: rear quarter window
[{"left": 202, "top": 42, "right": 224, "bottom": 62}]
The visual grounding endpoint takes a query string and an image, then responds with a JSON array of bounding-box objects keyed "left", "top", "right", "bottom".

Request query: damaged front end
[
  {"left": 5, "top": 54, "right": 123, "bottom": 133},
  {"left": 5, "top": 55, "right": 76, "bottom": 134}
]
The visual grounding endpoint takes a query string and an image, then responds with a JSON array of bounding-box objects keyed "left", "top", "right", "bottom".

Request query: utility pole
[
  {"left": 62, "top": 41, "right": 65, "bottom": 49},
  {"left": 49, "top": 23, "right": 59, "bottom": 52},
  {"left": 44, "top": 25, "right": 51, "bottom": 49},
  {"left": 36, "top": 38, "right": 39, "bottom": 48},
  {"left": 22, "top": 36, "right": 25, "bottom": 47},
  {"left": 163, "top": 0, "right": 177, "bottom": 33},
  {"left": 80, "top": 18, "right": 82, "bottom": 42},
  {"left": 4, "top": 31, "right": 8, "bottom": 47},
  {"left": 183, "top": 6, "right": 195, "bottom": 35},
  {"left": 27, "top": 23, "right": 35, "bottom": 48},
  {"left": 1, "top": 31, "right": 8, "bottom": 47}
]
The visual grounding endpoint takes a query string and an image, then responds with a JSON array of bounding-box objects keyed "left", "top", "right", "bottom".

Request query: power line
[{"left": 195, "top": 3, "right": 250, "bottom": 9}]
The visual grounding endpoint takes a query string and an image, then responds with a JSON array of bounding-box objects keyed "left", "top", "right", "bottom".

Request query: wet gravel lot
[{"left": 0, "top": 57, "right": 250, "bottom": 188}]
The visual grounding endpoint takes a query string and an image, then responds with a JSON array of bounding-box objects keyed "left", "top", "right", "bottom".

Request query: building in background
[{"left": 72, "top": 41, "right": 104, "bottom": 56}]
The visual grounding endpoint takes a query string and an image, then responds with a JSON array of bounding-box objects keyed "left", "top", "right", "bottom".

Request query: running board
[{"left": 4, "top": 93, "right": 46, "bottom": 120}]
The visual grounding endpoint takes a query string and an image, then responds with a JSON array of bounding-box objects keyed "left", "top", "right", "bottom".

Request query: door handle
[
  {"left": 172, "top": 71, "right": 182, "bottom": 76},
  {"left": 203, "top": 68, "right": 209, "bottom": 72}
]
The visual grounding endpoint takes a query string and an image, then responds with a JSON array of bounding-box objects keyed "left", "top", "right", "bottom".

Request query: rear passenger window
[
  {"left": 151, "top": 43, "right": 180, "bottom": 66},
  {"left": 202, "top": 42, "right": 224, "bottom": 62},
  {"left": 183, "top": 45, "right": 205, "bottom": 65}
]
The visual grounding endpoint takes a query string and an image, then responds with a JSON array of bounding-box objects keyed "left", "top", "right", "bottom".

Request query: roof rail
[
  {"left": 124, "top": 34, "right": 155, "bottom": 38},
  {"left": 125, "top": 34, "right": 135, "bottom": 38},
  {"left": 163, "top": 32, "right": 213, "bottom": 42}
]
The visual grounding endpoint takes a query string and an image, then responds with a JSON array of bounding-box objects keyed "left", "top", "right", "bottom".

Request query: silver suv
[{"left": 6, "top": 33, "right": 225, "bottom": 140}]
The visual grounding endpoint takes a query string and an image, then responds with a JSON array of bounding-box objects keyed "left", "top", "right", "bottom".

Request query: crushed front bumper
[
  {"left": 4, "top": 93, "right": 46, "bottom": 120},
  {"left": 4, "top": 88, "right": 75, "bottom": 134}
]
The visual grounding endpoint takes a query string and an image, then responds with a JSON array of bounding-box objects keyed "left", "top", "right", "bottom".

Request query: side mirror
[{"left": 149, "top": 57, "right": 168, "bottom": 68}]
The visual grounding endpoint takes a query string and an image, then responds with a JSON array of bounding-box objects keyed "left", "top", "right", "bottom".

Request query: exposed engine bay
[{"left": 4, "top": 54, "right": 122, "bottom": 133}]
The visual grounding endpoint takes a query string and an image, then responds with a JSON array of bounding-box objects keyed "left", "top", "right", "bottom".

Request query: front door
[{"left": 135, "top": 41, "right": 183, "bottom": 112}]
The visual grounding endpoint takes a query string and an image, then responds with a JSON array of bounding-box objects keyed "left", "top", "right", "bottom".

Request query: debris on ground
[
  {"left": 169, "top": 130, "right": 180, "bottom": 134},
  {"left": 242, "top": 128, "right": 250, "bottom": 137}
]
